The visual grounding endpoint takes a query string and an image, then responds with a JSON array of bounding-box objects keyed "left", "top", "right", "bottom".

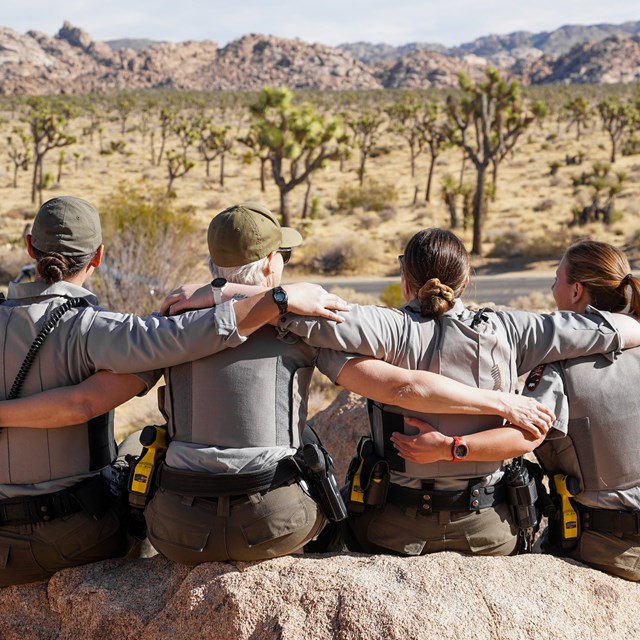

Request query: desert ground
[{"left": 1, "top": 89, "right": 638, "bottom": 435}]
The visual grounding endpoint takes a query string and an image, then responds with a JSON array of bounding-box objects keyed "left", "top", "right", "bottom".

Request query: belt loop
[{"left": 217, "top": 495, "right": 230, "bottom": 517}]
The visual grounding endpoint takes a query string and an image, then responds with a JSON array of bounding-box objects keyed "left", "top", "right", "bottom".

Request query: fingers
[{"left": 403, "top": 416, "right": 435, "bottom": 433}]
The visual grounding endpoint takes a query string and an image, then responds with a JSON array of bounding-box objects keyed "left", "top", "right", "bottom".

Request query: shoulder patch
[{"left": 525, "top": 364, "right": 546, "bottom": 392}]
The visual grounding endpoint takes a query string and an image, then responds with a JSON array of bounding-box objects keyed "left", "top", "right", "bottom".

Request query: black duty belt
[
  {"left": 387, "top": 480, "right": 507, "bottom": 514},
  {"left": 0, "top": 475, "right": 110, "bottom": 527},
  {"left": 580, "top": 505, "right": 640, "bottom": 535},
  {"left": 157, "top": 458, "right": 300, "bottom": 498}
]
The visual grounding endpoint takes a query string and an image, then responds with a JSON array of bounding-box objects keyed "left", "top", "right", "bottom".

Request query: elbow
[{"left": 71, "top": 397, "right": 100, "bottom": 423}]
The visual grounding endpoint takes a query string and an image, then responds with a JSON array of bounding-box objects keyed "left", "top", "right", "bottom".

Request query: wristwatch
[
  {"left": 451, "top": 436, "right": 469, "bottom": 462},
  {"left": 210, "top": 277, "right": 227, "bottom": 305},
  {"left": 271, "top": 286, "right": 288, "bottom": 315}
]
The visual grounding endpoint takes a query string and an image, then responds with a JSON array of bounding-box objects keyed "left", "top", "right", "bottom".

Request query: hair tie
[{"left": 623, "top": 273, "right": 633, "bottom": 284}]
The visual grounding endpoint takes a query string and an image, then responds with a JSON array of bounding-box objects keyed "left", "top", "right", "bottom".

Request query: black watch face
[
  {"left": 211, "top": 277, "right": 227, "bottom": 288},
  {"left": 453, "top": 444, "right": 468, "bottom": 459}
]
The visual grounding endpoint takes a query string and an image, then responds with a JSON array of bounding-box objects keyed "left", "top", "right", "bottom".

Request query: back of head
[
  {"left": 402, "top": 228, "right": 470, "bottom": 318},
  {"left": 30, "top": 196, "right": 102, "bottom": 284},
  {"left": 206, "top": 202, "right": 302, "bottom": 284},
  {"left": 564, "top": 240, "right": 640, "bottom": 315}
]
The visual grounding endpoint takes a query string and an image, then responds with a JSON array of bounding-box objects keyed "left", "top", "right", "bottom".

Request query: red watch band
[{"left": 451, "top": 436, "right": 468, "bottom": 462}]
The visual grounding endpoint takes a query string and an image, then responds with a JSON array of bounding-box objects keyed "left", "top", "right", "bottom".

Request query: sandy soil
[{"left": 1, "top": 97, "right": 638, "bottom": 436}]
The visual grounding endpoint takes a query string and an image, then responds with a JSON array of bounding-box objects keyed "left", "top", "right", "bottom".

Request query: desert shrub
[
  {"left": 622, "top": 136, "right": 640, "bottom": 157},
  {"left": 548, "top": 161, "right": 562, "bottom": 176},
  {"left": 508, "top": 291, "right": 555, "bottom": 312},
  {"left": 356, "top": 209, "right": 380, "bottom": 230},
  {"left": 93, "top": 185, "right": 201, "bottom": 314},
  {"left": 380, "top": 282, "right": 404, "bottom": 308},
  {"left": 302, "top": 234, "right": 380, "bottom": 275},
  {"left": 490, "top": 230, "right": 566, "bottom": 262},
  {"left": 533, "top": 198, "right": 556, "bottom": 212},
  {"left": 325, "top": 286, "right": 380, "bottom": 306},
  {"left": 336, "top": 178, "right": 398, "bottom": 214}
]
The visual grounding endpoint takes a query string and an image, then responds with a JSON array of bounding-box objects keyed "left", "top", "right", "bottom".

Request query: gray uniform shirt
[
  {"left": 279, "top": 299, "right": 621, "bottom": 489},
  {"left": 523, "top": 350, "right": 640, "bottom": 511},
  {"left": 0, "top": 280, "right": 244, "bottom": 498},
  {"left": 160, "top": 327, "right": 347, "bottom": 474}
]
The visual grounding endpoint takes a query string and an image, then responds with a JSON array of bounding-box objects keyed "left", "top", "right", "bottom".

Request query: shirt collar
[
  {"left": 8, "top": 280, "right": 99, "bottom": 305},
  {"left": 404, "top": 297, "right": 466, "bottom": 317}
]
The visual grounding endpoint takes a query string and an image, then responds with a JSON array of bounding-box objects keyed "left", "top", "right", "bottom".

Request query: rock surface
[
  {"left": 1, "top": 549, "right": 639, "bottom": 639},
  {"left": 2, "top": 21, "right": 640, "bottom": 93},
  {"left": 1, "top": 391, "right": 640, "bottom": 639}
]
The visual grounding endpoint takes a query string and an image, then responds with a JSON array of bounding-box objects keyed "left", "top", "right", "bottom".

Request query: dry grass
[{"left": 2, "top": 94, "right": 639, "bottom": 432}]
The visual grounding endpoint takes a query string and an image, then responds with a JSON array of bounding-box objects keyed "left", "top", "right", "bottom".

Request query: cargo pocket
[
  {"left": 239, "top": 485, "right": 310, "bottom": 547},
  {"left": 366, "top": 504, "right": 427, "bottom": 555},
  {"left": 464, "top": 502, "right": 519, "bottom": 556},
  {"left": 47, "top": 509, "right": 122, "bottom": 561},
  {"left": 146, "top": 490, "right": 212, "bottom": 553}
]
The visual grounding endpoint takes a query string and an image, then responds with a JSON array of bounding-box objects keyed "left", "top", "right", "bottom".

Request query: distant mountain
[
  {"left": 339, "top": 20, "right": 640, "bottom": 67},
  {"left": 0, "top": 20, "right": 639, "bottom": 94},
  {"left": 338, "top": 41, "right": 448, "bottom": 65},
  {"left": 105, "top": 38, "right": 163, "bottom": 52}
]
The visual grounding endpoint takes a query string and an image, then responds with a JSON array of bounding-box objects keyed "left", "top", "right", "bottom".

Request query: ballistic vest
[
  {"left": 0, "top": 294, "right": 115, "bottom": 488},
  {"left": 535, "top": 350, "right": 640, "bottom": 495},
  {"left": 162, "top": 326, "right": 317, "bottom": 455},
  {"left": 371, "top": 307, "right": 516, "bottom": 481}
]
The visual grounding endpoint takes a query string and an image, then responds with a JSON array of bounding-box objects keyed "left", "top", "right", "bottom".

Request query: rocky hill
[
  {"left": 340, "top": 20, "right": 640, "bottom": 66},
  {"left": 0, "top": 20, "right": 640, "bottom": 94}
]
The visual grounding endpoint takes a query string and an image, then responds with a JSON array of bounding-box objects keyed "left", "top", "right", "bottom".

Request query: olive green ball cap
[
  {"left": 207, "top": 202, "right": 302, "bottom": 267},
  {"left": 31, "top": 196, "right": 102, "bottom": 257}
]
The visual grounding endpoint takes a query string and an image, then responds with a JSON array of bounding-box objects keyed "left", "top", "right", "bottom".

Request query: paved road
[{"left": 290, "top": 272, "right": 556, "bottom": 307}]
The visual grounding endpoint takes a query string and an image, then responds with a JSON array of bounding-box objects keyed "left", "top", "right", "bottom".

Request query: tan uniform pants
[
  {"left": 145, "top": 483, "right": 326, "bottom": 565},
  {"left": 0, "top": 506, "right": 132, "bottom": 587},
  {"left": 347, "top": 498, "right": 519, "bottom": 556},
  {"left": 570, "top": 530, "right": 640, "bottom": 582}
]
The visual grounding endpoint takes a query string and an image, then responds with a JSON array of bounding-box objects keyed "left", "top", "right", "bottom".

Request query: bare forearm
[
  {"left": 392, "top": 418, "right": 544, "bottom": 465},
  {"left": 337, "top": 359, "right": 553, "bottom": 436},
  {"left": 0, "top": 372, "right": 146, "bottom": 428}
]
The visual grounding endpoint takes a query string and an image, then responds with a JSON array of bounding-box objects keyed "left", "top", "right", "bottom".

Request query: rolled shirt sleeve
[{"left": 522, "top": 362, "right": 569, "bottom": 438}]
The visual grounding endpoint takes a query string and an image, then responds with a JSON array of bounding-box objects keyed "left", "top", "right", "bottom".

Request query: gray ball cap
[
  {"left": 31, "top": 196, "right": 102, "bottom": 257},
  {"left": 208, "top": 202, "right": 302, "bottom": 267}
]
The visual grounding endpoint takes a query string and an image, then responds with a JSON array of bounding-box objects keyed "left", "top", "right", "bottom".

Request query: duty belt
[
  {"left": 387, "top": 479, "right": 507, "bottom": 514},
  {"left": 580, "top": 505, "right": 640, "bottom": 535},
  {"left": 0, "top": 476, "right": 110, "bottom": 526},
  {"left": 157, "top": 458, "right": 300, "bottom": 498}
]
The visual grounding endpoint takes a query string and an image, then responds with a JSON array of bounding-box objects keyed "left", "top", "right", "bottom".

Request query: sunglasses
[
  {"left": 278, "top": 248, "right": 292, "bottom": 265},
  {"left": 398, "top": 254, "right": 404, "bottom": 268}
]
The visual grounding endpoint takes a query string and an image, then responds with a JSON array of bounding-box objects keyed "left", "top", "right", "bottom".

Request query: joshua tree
[
  {"left": 570, "top": 162, "right": 626, "bottom": 226},
  {"left": 238, "top": 124, "right": 271, "bottom": 192},
  {"left": 24, "top": 98, "right": 76, "bottom": 204},
  {"left": 346, "top": 110, "right": 386, "bottom": 186},
  {"left": 562, "top": 95, "right": 591, "bottom": 141},
  {"left": 446, "top": 68, "right": 535, "bottom": 254},
  {"left": 386, "top": 100, "right": 422, "bottom": 177},
  {"left": 166, "top": 150, "right": 195, "bottom": 195},
  {"left": 156, "top": 107, "right": 177, "bottom": 167},
  {"left": 249, "top": 87, "right": 349, "bottom": 226},
  {"left": 597, "top": 98, "right": 636, "bottom": 163},
  {"left": 416, "top": 101, "right": 449, "bottom": 202},
  {"left": 196, "top": 118, "right": 235, "bottom": 185},
  {"left": 7, "top": 128, "right": 31, "bottom": 188}
]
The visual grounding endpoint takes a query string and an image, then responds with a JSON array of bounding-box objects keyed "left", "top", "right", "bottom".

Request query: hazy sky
[{"left": 3, "top": 1, "right": 638, "bottom": 47}]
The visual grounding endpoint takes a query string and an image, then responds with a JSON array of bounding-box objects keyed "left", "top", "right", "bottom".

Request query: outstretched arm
[
  {"left": 0, "top": 371, "right": 146, "bottom": 428},
  {"left": 335, "top": 357, "right": 554, "bottom": 438},
  {"left": 233, "top": 283, "right": 350, "bottom": 336}
]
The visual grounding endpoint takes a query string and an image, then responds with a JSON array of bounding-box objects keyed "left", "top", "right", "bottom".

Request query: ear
[
  {"left": 264, "top": 251, "right": 277, "bottom": 277},
  {"left": 571, "top": 281, "right": 586, "bottom": 305},
  {"left": 25, "top": 234, "right": 36, "bottom": 259},
  {"left": 89, "top": 244, "right": 104, "bottom": 268}
]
